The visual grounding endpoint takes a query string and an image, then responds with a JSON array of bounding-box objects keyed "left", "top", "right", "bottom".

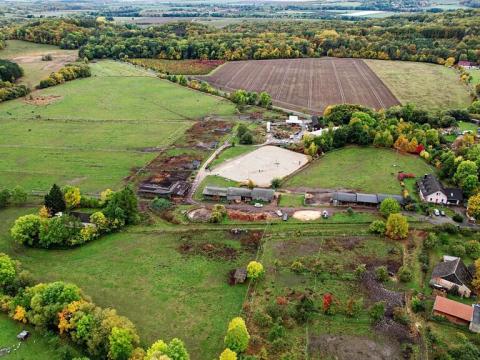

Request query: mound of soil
[
  {"left": 362, "top": 272, "right": 404, "bottom": 315},
  {"left": 24, "top": 95, "right": 62, "bottom": 106},
  {"left": 308, "top": 334, "right": 402, "bottom": 360},
  {"left": 178, "top": 242, "right": 238, "bottom": 261}
]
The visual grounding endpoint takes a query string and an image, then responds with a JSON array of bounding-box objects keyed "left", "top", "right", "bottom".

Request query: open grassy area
[
  {"left": 0, "top": 207, "right": 249, "bottom": 359},
  {"left": 458, "top": 120, "right": 478, "bottom": 132},
  {"left": 469, "top": 69, "right": 480, "bottom": 85},
  {"left": 365, "top": 59, "right": 471, "bottom": 110},
  {"left": 0, "top": 40, "right": 78, "bottom": 88},
  {"left": 284, "top": 146, "right": 433, "bottom": 194},
  {"left": 127, "top": 58, "right": 224, "bottom": 75},
  {"left": 0, "top": 61, "right": 236, "bottom": 192},
  {"left": 0, "top": 314, "right": 81, "bottom": 360},
  {"left": 278, "top": 193, "right": 305, "bottom": 207}
]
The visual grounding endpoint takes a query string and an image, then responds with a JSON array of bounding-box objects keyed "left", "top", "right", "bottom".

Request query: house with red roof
[{"left": 433, "top": 296, "right": 473, "bottom": 326}]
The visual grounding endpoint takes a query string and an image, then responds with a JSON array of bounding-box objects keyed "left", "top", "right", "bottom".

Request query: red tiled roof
[{"left": 433, "top": 296, "right": 473, "bottom": 321}]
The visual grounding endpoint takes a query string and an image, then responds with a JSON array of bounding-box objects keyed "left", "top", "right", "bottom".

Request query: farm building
[
  {"left": 203, "top": 186, "right": 275, "bottom": 203},
  {"left": 138, "top": 181, "right": 190, "bottom": 199},
  {"left": 417, "top": 174, "right": 463, "bottom": 205},
  {"left": 433, "top": 296, "right": 473, "bottom": 326},
  {"left": 331, "top": 192, "right": 404, "bottom": 206},
  {"left": 470, "top": 305, "right": 480, "bottom": 333},
  {"left": 430, "top": 256, "right": 473, "bottom": 296}
]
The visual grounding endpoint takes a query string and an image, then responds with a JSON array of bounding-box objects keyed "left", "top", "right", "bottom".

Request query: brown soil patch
[
  {"left": 178, "top": 242, "right": 238, "bottom": 261},
  {"left": 24, "top": 95, "right": 62, "bottom": 106},
  {"left": 361, "top": 272, "right": 404, "bottom": 315},
  {"left": 198, "top": 58, "right": 400, "bottom": 114},
  {"left": 227, "top": 210, "right": 273, "bottom": 221},
  {"left": 187, "top": 207, "right": 211, "bottom": 222}
]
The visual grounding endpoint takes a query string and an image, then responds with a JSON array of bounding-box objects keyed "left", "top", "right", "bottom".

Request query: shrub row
[
  {"left": 37, "top": 63, "right": 91, "bottom": 89},
  {"left": 0, "top": 81, "right": 29, "bottom": 103}
]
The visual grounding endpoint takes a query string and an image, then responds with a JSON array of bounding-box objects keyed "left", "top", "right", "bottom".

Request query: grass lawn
[
  {"left": 127, "top": 58, "right": 224, "bottom": 75},
  {"left": 458, "top": 121, "right": 478, "bottom": 132},
  {"left": 0, "top": 40, "right": 78, "bottom": 89},
  {"left": 284, "top": 146, "right": 433, "bottom": 194},
  {"left": 278, "top": 193, "right": 305, "bottom": 207},
  {"left": 0, "top": 61, "right": 236, "bottom": 192},
  {"left": 209, "top": 145, "right": 255, "bottom": 169},
  {"left": 0, "top": 314, "right": 81, "bottom": 360},
  {"left": 469, "top": 69, "right": 480, "bottom": 85},
  {"left": 365, "top": 59, "right": 471, "bottom": 110},
  {"left": 0, "top": 207, "right": 249, "bottom": 360}
]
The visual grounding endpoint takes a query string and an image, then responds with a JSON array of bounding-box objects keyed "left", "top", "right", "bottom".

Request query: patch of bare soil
[
  {"left": 273, "top": 238, "right": 323, "bottom": 260},
  {"left": 361, "top": 272, "right": 404, "bottom": 315},
  {"left": 178, "top": 242, "right": 238, "bottom": 261},
  {"left": 308, "top": 334, "right": 402, "bottom": 360},
  {"left": 227, "top": 210, "right": 273, "bottom": 221},
  {"left": 24, "top": 95, "right": 62, "bottom": 106}
]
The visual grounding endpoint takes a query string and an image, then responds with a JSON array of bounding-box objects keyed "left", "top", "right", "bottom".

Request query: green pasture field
[
  {"left": 283, "top": 146, "right": 433, "bottom": 194},
  {"left": 0, "top": 207, "right": 250, "bottom": 360},
  {"left": 365, "top": 59, "right": 471, "bottom": 110},
  {"left": 0, "top": 314, "right": 80, "bottom": 360},
  {"left": 278, "top": 193, "right": 305, "bottom": 207},
  {"left": 0, "top": 40, "right": 78, "bottom": 88},
  {"left": 0, "top": 61, "right": 236, "bottom": 192}
]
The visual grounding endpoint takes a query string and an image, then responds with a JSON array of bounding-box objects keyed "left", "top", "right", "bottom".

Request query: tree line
[
  {"left": 5, "top": 9, "right": 480, "bottom": 64},
  {"left": 37, "top": 63, "right": 91, "bottom": 89}
]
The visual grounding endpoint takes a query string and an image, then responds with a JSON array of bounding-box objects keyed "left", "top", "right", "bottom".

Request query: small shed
[
  {"left": 17, "top": 330, "right": 29, "bottom": 341},
  {"left": 432, "top": 296, "right": 473, "bottom": 326},
  {"left": 251, "top": 188, "right": 275, "bottom": 202},
  {"left": 233, "top": 268, "right": 247, "bottom": 284}
]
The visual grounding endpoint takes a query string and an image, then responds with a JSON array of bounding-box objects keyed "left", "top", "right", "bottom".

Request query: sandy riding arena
[
  {"left": 212, "top": 145, "right": 309, "bottom": 187},
  {"left": 293, "top": 210, "right": 321, "bottom": 221}
]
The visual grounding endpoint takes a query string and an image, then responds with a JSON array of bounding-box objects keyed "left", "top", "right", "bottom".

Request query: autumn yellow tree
[
  {"left": 219, "top": 348, "right": 237, "bottom": 360},
  {"left": 467, "top": 193, "right": 480, "bottom": 220},
  {"left": 394, "top": 135, "right": 410, "bottom": 153},
  {"left": 386, "top": 214, "right": 409, "bottom": 240},
  {"left": 472, "top": 259, "right": 480, "bottom": 294}
]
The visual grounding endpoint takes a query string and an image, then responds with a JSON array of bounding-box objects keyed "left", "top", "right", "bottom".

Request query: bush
[
  {"left": 37, "top": 63, "right": 91, "bottom": 89},
  {"left": 393, "top": 307, "right": 410, "bottom": 325},
  {"left": 450, "top": 243, "right": 466, "bottom": 257},
  {"left": 452, "top": 213, "right": 464, "bottom": 223},
  {"left": 268, "top": 322, "right": 285, "bottom": 342},
  {"left": 271, "top": 178, "right": 281, "bottom": 189},
  {"left": 247, "top": 261, "right": 264, "bottom": 280},
  {"left": 210, "top": 204, "right": 227, "bottom": 223},
  {"left": 151, "top": 197, "right": 173, "bottom": 212},
  {"left": 369, "top": 220, "right": 386, "bottom": 235},
  {"left": 0, "top": 59, "right": 23, "bottom": 82},
  {"left": 411, "top": 296, "right": 425, "bottom": 313},
  {"left": 375, "top": 266, "right": 389, "bottom": 282},
  {"left": 354, "top": 264, "right": 367, "bottom": 279},
  {"left": 253, "top": 311, "right": 272, "bottom": 328},
  {"left": 219, "top": 348, "right": 237, "bottom": 360},
  {"left": 10, "top": 214, "right": 43, "bottom": 246},
  {"left": 380, "top": 198, "right": 401, "bottom": 217},
  {"left": 224, "top": 317, "right": 250, "bottom": 353},
  {"left": 0, "top": 253, "right": 16, "bottom": 289},
  {"left": 369, "top": 301, "right": 385, "bottom": 322},
  {"left": 0, "top": 189, "right": 12, "bottom": 208},
  {"left": 397, "top": 266, "right": 412, "bottom": 282},
  {"left": 424, "top": 233, "right": 438, "bottom": 249},
  {"left": 465, "top": 240, "right": 480, "bottom": 258}
]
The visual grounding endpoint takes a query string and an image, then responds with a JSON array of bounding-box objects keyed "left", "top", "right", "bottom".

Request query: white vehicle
[
  {"left": 322, "top": 210, "right": 329, "bottom": 219},
  {"left": 276, "top": 210, "right": 283, "bottom": 217},
  {"left": 254, "top": 203, "right": 263, "bottom": 208},
  {"left": 433, "top": 208, "right": 440, "bottom": 216},
  {"left": 440, "top": 210, "right": 446, "bottom": 217}
]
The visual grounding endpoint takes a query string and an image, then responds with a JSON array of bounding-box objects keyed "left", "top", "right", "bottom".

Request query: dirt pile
[
  {"left": 24, "top": 95, "right": 62, "bottom": 106},
  {"left": 227, "top": 210, "right": 272, "bottom": 221},
  {"left": 178, "top": 242, "right": 238, "bottom": 261}
]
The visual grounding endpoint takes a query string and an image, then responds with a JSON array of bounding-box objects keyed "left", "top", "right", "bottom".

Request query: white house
[{"left": 417, "top": 174, "right": 463, "bottom": 205}]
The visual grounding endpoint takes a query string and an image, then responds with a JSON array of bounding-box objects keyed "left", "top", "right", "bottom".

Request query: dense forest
[{"left": 3, "top": 9, "right": 480, "bottom": 64}]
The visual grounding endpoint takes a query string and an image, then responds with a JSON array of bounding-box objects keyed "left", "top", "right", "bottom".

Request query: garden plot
[{"left": 211, "top": 145, "right": 309, "bottom": 187}]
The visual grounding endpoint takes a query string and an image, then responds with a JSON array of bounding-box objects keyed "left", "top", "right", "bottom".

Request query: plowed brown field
[{"left": 197, "top": 58, "right": 400, "bottom": 114}]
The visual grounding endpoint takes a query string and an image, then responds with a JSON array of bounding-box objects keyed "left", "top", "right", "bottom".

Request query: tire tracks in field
[
  {"left": 331, "top": 59, "right": 346, "bottom": 104},
  {"left": 354, "top": 60, "right": 386, "bottom": 109}
]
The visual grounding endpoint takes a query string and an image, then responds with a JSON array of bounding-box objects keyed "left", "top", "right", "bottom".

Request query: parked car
[
  {"left": 440, "top": 210, "right": 446, "bottom": 217},
  {"left": 276, "top": 210, "right": 283, "bottom": 217},
  {"left": 282, "top": 213, "right": 289, "bottom": 221},
  {"left": 254, "top": 203, "right": 263, "bottom": 208},
  {"left": 433, "top": 208, "right": 440, "bottom": 216}
]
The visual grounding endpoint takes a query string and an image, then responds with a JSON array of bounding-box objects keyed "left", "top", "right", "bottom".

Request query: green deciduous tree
[
  {"left": 0, "top": 252, "right": 16, "bottom": 289},
  {"left": 379, "top": 198, "right": 401, "bottom": 218},
  {"left": 104, "top": 186, "right": 139, "bottom": 225},
  {"left": 109, "top": 327, "right": 135, "bottom": 360},
  {"left": 10, "top": 214, "right": 43, "bottom": 246},
  {"left": 247, "top": 261, "right": 264, "bottom": 280}
]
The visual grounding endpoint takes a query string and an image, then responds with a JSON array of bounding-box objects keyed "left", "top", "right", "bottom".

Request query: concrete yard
[{"left": 211, "top": 145, "right": 309, "bottom": 187}]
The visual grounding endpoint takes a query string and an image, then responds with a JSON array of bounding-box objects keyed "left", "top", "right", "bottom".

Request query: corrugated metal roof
[{"left": 356, "top": 193, "right": 378, "bottom": 204}]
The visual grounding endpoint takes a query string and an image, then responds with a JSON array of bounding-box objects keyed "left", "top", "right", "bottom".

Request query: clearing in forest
[
  {"left": 284, "top": 146, "right": 433, "bottom": 194},
  {"left": 0, "top": 60, "right": 236, "bottom": 192},
  {"left": 0, "top": 40, "right": 78, "bottom": 88},
  {"left": 364, "top": 59, "right": 472, "bottom": 110},
  {"left": 198, "top": 57, "right": 400, "bottom": 114}
]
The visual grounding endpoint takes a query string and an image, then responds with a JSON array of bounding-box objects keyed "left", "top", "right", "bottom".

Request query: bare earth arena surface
[
  {"left": 211, "top": 145, "right": 309, "bottom": 187},
  {"left": 198, "top": 58, "right": 400, "bottom": 114}
]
